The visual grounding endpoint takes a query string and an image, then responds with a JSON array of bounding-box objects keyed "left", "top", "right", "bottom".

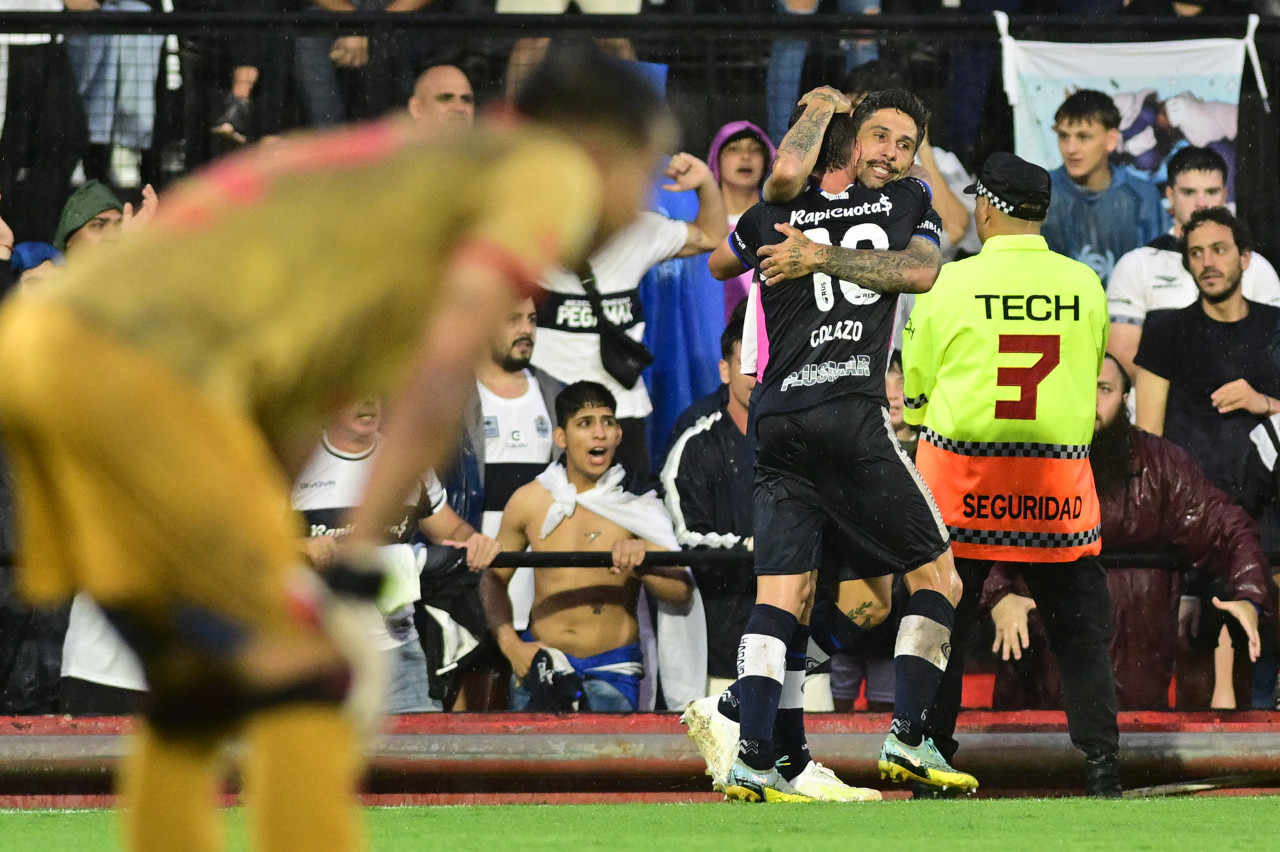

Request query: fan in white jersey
[
  {"left": 292, "top": 397, "right": 501, "bottom": 712},
  {"left": 461, "top": 297, "right": 564, "bottom": 632},
  {"left": 530, "top": 151, "right": 730, "bottom": 480}
]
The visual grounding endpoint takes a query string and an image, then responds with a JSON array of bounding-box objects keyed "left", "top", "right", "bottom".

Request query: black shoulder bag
[{"left": 578, "top": 263, "right": 653, "bottom": 389}]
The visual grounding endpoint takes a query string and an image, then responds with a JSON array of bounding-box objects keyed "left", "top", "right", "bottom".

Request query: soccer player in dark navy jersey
[
  {"left": 732, "top": 150, "right": 942, "bottom": 418},
  {"left": 684, "top": 88, "right": 976, "bottom": 803}
]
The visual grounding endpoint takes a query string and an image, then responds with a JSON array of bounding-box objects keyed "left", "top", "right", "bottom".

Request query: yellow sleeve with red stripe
[{"left": 457, "top": 136, "right": 602, "bottom": 298}]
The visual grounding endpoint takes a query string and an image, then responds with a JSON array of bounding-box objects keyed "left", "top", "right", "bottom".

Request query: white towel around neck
[{"left": 532, "top": 462, "right": 707, "bottom": 711}]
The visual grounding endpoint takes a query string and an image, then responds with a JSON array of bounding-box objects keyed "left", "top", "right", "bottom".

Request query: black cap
[{"left": 963, "top": 152, "right": 1052, "bottom": 222}]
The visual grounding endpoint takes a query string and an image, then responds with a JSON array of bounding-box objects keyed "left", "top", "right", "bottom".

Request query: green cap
[{"left": 53, "top": 180, "right": 124, "bottom": 251}]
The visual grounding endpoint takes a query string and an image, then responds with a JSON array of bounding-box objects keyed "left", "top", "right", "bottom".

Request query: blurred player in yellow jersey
[{"left": 0, "top": 42, "right": 674, "bottom": 852}]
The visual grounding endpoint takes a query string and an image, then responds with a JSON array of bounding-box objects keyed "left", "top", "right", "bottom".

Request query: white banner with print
[{"left": 999, "top": 11, "right": 1267, "bottom": 197}]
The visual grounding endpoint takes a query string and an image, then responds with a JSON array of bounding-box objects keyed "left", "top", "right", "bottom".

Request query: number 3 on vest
[{"left": 995, "top": 334, "right": 1061, "bottom": 420}]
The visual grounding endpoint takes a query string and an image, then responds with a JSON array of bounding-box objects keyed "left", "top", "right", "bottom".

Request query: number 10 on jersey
[{"left": 803, "top": 224, "right": 889, "bottom": 310}]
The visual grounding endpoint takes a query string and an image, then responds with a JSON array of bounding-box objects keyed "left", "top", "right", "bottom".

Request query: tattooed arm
[
  {"left": 762, "top": 86, "right": 851, "bottom": 204},
  {"left": 758, "top": 224, "right": 942, "bottom": 294}
]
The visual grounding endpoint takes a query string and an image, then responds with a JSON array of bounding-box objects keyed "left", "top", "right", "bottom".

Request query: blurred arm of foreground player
[{"left": 347, "top": 255, "right": 519, "bottom": 546}]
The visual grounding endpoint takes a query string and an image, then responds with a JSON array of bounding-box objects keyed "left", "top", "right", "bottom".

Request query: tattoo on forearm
[
  {"left": 778, "top": 106, "right": 833, "bottom": 163},
  {"left": 814, "top": 238, "right": 942, "bottom": 294}
]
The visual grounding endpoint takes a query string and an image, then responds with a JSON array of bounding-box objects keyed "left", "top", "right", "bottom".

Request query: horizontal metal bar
[
  {"left": 0, "top": 12, "right": 1271, "bottom": 42},
  {"left": 485, "top": 546, "right": 1269, "bottom": 570},
  {"left": 486, "top": 548, "right": 746, "bottom": 569}
]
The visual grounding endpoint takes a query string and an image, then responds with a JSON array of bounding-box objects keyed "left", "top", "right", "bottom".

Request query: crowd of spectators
[
  {"left": 0, "top": 2, "right": 1270, "bottom": 236},
  {"left": 1, "top": 4, "right": 1279, "bottom": 716}
]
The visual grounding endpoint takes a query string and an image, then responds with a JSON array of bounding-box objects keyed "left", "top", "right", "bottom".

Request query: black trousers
[
  {"left": 61, "top": 676, "right": 146, "bottom": 716},
  {"left": 931, "top": 556, "right": 1119, "bottom": 764},
  {"left": 0, "top": 43, "right": 88, "bottom": 243},
  {"left": 615, "top": 416, "right": 651, "bottom": 489}
]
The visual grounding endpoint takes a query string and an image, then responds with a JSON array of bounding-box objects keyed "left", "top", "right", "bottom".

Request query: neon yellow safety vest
[{"left": 903, "top": 234, "right": 1108, "bottom": 562}]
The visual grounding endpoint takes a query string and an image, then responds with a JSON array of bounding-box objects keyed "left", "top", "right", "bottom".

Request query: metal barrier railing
[
  {"left": 480, "top": 547, "right": 1255, "bottom": 570},
  {"left": 0, "top": 545, "right": 1268, "bottom": 571},
  {"left": 2, "top": 12, "right": 1276, "bottom": 39}
]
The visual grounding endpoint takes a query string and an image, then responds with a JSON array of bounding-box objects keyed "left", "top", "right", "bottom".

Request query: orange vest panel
[{"left": 915, "top": 438, "right": 1101, "bottom": 562}]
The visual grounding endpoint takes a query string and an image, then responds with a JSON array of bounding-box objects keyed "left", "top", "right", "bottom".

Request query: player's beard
[
  {"left": 1090, "top": 412, "right": 1132, "bottom": 498},
  {"left": 858, "top": 159, "right": 902, "bottom": 188}
]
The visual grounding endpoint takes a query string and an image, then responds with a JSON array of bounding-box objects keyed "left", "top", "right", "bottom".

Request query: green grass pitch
[{"left": 4, "top": 798, "right": 1279, "bottom": 851}]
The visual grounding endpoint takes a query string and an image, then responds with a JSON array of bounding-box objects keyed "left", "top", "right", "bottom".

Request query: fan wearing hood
[{"left": 707, "top": 121, "right": 776, "bottom": 322}]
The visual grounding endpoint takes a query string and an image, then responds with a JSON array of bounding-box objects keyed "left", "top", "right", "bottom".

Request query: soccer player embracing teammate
[{"left": 686, "top": 85, "right": 978, "bottom": 802}]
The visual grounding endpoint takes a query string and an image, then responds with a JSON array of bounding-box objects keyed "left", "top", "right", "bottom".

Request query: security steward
[{"left": 901, "top": 152, "right": 1121, "bottom": 797}]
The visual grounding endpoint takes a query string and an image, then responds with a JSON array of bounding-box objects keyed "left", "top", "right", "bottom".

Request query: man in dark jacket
[
  {"left": 1227, "top": 389, "right": 1280, "bottom": 710},
  {"left": 659, "top": 305, "right": 755, "bottom": 696},
  {"left": 983, "top": 354, "right": 1272, "bottom": 710}
]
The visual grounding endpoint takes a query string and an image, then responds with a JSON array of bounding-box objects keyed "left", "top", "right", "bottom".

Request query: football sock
[
  {"left": 717, "top": 680, "right": 741, "bottom": 723},
  {"left": 735, "top": 604, "right": 797, "bottom": 772},
  {"left": 119, "top": 721, "right": 224, "bottom": 852},
  {"left": 891, "top": 589, "right": 955, "bottom": 748},
  {"left": 773, "top": 623, "right": 813, "bottom": 781},
  {"left": 243, "top": 704, "right": 365, "bottom": 852}
]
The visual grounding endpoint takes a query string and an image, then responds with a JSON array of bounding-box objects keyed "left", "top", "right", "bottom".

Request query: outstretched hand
[
  {"left": 330, "top": 35, "right": 369, "bottom": 69},
  {"left": 1211, "top": 378, "right": 1270, "bottom": 417},
  {"left": 442, "top": 533, "right": 502, "bottom": 572},
  {"left": 610, "top": 538, "right": 646, "bottom": 575},
  {"left": 302, "top": 534, "right": 341, "bottom": 568},
  {"left": 1212, "top": 596, "right": 1261, "bottom": 661},
  {"left": 504, "top": 637, "right": 547, "bottom": 679},
  {"left": 797, "top": 86, "right": 852, "bottom": 116},
  {"left": 122, "top": 184, "right": 158, "bottom": 234},
  {"left": 905, "top": 162, "right": 934, "bottom": 188}
]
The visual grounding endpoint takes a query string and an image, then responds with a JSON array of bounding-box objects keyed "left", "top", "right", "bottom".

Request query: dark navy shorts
[{"left": 752, "top": 395, "right": 949, "bottom": 578}]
